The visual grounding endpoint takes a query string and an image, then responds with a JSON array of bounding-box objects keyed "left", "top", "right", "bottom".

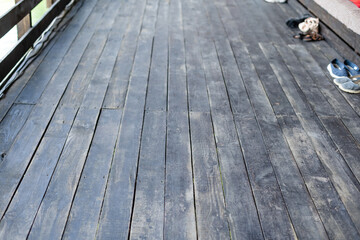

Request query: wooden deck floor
[{"left": 1, "top": 0, "right": 360, "bottom": 238}]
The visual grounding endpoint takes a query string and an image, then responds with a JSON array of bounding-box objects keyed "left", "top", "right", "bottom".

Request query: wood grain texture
[
  {"left": 62, "top": 109, "right": 122, "bottom": 240},
  {"left": 1, "top": 0, "right": 360, "bottom": 238},
  {"left": 96, "top": 0, "right": 156, "bottom": 238},
  {"left": 27, "top": 107, "right": 100, "bottom": 240},
  {"left": 164, "top": 111, "right": 197, "bottom": 240},
  {"left": 189, "top": 112, "right": 229, "bottom": 240},
  {"left": 129, "top": 111, "right": 166, "bottom": 240},
  {"left": 0, "top": 136, "right": 66, "bottom": 240},
  {"left": 0, "top": 104, "right": 33, "bottom": 160}
]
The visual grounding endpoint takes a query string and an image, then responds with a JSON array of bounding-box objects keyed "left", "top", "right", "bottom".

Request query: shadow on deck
[{"left": 0, "top": 0, "right": 360, "bottom": 239}]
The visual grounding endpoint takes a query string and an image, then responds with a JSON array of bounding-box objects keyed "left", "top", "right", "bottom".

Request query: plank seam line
[
  {"left": 201, "top": 1, "right": 261, "bottom": 238},
  {"left": 163, "top": 1, "right": 170, "bottom": 237},
  {"left": 181, "top": 1, "right": 199, "bottom": 238},
  {"left": 127, "top": 1, "right": 158, "bottom": 237},
  {"left": 194, "top": 3, "right": 232, "bottom": 236},
  {"left": 227, "top": 40, "right": 297, "bottom": 240},
  {"left": 60, "top": 0, "right": 133, "bottom": 236},
  {"left": 59, "top": 108, "right": 102, "bottom": 239},
  {"left": 24, "top": 106, "right": 80, "bottom": 238}
]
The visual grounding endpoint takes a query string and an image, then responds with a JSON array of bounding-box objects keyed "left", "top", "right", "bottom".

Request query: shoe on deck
[
  {"left": 339, "top": 81, "right": 360, "bottom": 93},
  {"left": 344, "top": 59, "right": 360, "bottom": 77},
  {"left": 327, "top": 59, "right": 348, "bottom": 78}
]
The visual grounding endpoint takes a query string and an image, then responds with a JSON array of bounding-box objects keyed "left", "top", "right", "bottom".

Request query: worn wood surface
[{"left": 1, "top": 0, "right": 360, "bottom": 239}]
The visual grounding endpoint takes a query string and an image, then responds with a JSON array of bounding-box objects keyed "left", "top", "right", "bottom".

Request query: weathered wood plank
[
  {"left": 167, "top": 0, "right": 187, "bottom": 113},
  {"left": 96, "top": 0, "right": 156, "bottom": 237},
  {"left": 181, "top": 0, "right": 210, "bottom": 113},
  {"left": 62, "top": 109, "right": 122, "bottom": 240},
  {"left": 129, "top": 111, "right": 166, "bottom": 239},
  {"left": 189, "top": 112, "right": 229, "bottom": 239},
  {"left": 0, "top": 0, "right": 83, "bottom": 122},
  {"left": 145, "top": 0, "right": 169, "bottom": 111},
  {"left": 164, "top": 111, "right": 197, "bottom": 239},
  {"left": 163, "top": 1, "right": 197, "bottom": 237},
  {"left": 58, "top": 33, "right": 108, "bottom": 107},
  {"left": 320, "top": 116, "right": 360, "bottom": 184},
  {"left": 233, "top": 115, "right": 296, "bottom": 239},
  {"left": 15, "top": 0, "right": 111, "bottom": 105},
  {"left": 232, "top": 40, "right": 327, "bottom": 239},
  {"left": 0, "top": 104, "right": 33, "bottom": 161},
  {"left": 102, "top": 0, "right": 148, "bottom": 109},
  {"left": 259, "top": 43, "right": 360, "bottom": 234},
  {"left": 0, "top": 0, "right": 108, "bottom": 220},
  {"left": 0, "top": 136, "right": 66, "bottom": 240},
  {"left": 278, "top": 115, "right": 360, "bottom": 239},
  {"left": 28, "top": 0, "right": 132, "bottom": 236},
  {"left": 27, "top": 108, "right": 99, "bottom": 240}
]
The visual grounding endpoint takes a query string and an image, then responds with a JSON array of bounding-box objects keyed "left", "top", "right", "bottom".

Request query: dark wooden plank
[
  {"left": 183, "top": 33, "right": 210, "bottom": 113},
  {"left": 296, "top": 113, "right": 360, "bottom": 233},
  {"left": 0, "top": 0, "right": 41, "bottom": 38},
  {"left": 258, "top": 42, "right": 360, "bottom": 239},
  {"left": 0, "top": 136, "right": 66, "bottom": 239},
  {"left": 196, "top": 3, "right": 293, "bottom": 236},
  {"left": 264, "top": 40, "right": 360, "bottom": 231},
  {"left": 288, "top": 44, "right": 360, "bottom": 144},
  {"left": 277, "top": 115, "right": 360, "bottom": 239},
  {"left": 231, "top": 40, "right": 328, "bottom": 239},
  {"left": 145, "top": 0, "right": 169, "bottom": 111},
  {"left": 15, "top": 0, "right": 111, "bottom": 104},
  {"left": 167, "top": 0, "right": 187, "bottom": 113},
  {"left": 163, "top": 2, "right": 196, "bottom": 237},
  {"left": 0, "top": 0, "right": 108, "bottom": 219},
  {"left": 233, "top": 115, "right": 297, "bottom": 239},
  {"left": 102, "top": 0, "right": 148, "bottom": 109},
  {"left": 62, "top": 109, "right": 122, "bottom": 240},
  {"left": 0, "top": 83, "right": 78, "bottom": 239},
  {"left": 58, "top": 33, "right": 108, "bottom": 107},
  {"left": 305, "top": 40, "right": 360, "bottom": 115},
  {"left": 181, "top": 0, "right": 210, "bottom": 113},
  {"left": 260, "top": 43, "right": 360, "bottom": 185},
  {"left": 273, "top": 44, "right": 337, "bottom": 117},
  {"left": 129, "top": 111, "right": 166, "bottom": 239},
  {"left": 28, "top": 0, "right": 132, "bottom": 235},
  {"left": 96, "top": 1, "right": 156, "bottom": 237},
  {"left": 189, "top": 112, "right": 229, "bottom": 239},
  {"left": 95, "top": 107, "right": 146, "bottom": 239},
  {"left": 320, "top": 117, "right": 360, "bottom": 183},
  {"left": 302, "top": 43, "right": 360, "bottom": 134},
  {"left": 164, "top": 111, "right": 197, "bottom": 239},
  {"left": 0, "top": 0, "right": 72, "bottom": 82},
  {"left": 0, "top": 103, "right": 33, "bottom": 160},
  {"left": 27, "top": 108, "right": 99, "bottom": 240}
]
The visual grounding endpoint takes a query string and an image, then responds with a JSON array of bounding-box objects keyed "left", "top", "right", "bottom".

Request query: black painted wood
[
  {"left": 0, "top": 0, "right": 72, "bottom": 82},
  {"left": 0, "top": 0, "right": 42, "bottom": 38}
]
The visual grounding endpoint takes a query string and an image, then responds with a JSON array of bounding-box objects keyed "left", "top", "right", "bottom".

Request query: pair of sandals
[
  {"left": 328, "top": 59, "right": 360, "bottom": 93},
  {"left": 286, "top": 14, "right": 324, "bottom": 41}
]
